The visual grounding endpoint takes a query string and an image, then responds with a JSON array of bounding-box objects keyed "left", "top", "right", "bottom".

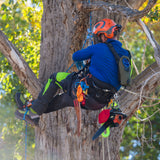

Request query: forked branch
[{"left": 79, "top": 0, "right": 157, "bottom": 21}]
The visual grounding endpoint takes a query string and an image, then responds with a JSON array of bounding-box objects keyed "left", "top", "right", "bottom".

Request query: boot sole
[{"left": 15, "top": 110, "right": 39, "bottom": 126}]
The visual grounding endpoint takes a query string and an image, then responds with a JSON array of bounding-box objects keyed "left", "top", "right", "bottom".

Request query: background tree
[
  {"left": 0, "top": 0, "right": 160, "bottom": 160},
  {"left": 0, "top": 0, "right": 42, "bottom": 159},
  {"left": 120, "top": 2, "right": 160, "bottom": 159}
]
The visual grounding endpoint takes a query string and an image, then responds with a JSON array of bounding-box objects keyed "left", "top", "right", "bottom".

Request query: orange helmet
[{"left": 93, "top": 19, "right": 122, "bottom": 39}]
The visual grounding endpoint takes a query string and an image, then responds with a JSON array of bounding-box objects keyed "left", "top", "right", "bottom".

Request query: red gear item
[
  {"left": 113, "top": 115, "right": 123, "bottom": 125},
  {"left": 98, "top": 109, "right": 111, "bottom": 124}
]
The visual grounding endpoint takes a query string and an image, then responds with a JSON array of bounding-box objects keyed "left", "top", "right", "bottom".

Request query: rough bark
[
  {"left": 35, "top": 1, "right": 159, "bottom": 160},
  {"left": 80, "top": 0, "right": 157, "bottom": 21},
  {"left": 0, "top": 0, "right": 159, "bottom": 160}
]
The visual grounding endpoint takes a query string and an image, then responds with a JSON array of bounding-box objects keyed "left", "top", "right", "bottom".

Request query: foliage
[
  {"left": 120, "top": 23, "right": 154, "bottom": 78},
  {"left": 0, "top": 0, "right": 42, "bottom": 159},
  {"left": 140, "top": 0, "right": 160, "bottom": 23},
  {"left": 120, "top": 1, "right": 160, "bottom": 159},
  {"left": 0, "top": 0, "right": 42, "bottom": 100},
  {"left": 0, "top": 98, "right": 35, "bottom": 160}
]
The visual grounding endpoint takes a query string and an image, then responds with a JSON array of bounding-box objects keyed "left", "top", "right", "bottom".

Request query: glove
[{"left": 75, "top": 61, "right": 84, "bottom": 70}]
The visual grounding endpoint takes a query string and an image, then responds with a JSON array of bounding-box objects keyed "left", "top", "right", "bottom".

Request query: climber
[{"left": 15, "top": 18, "right": 131, "bottom": 124}]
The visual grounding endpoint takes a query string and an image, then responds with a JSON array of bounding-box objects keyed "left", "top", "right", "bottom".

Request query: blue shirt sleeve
[{"left": 72, "top": 46, "right": 93, "bottom": 61}]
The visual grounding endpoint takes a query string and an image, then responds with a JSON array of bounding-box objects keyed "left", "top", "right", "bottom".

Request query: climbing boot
[
  {"left": 16, "top": 107, "right": 39, "bottom": 119},
  {"left": 15, "top": 107, "right": 40, "bottom": 126}
]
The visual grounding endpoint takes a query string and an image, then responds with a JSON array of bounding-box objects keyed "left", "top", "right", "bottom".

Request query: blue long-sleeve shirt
[{"left": 72, "top": 39, "right": 130, "bottom": 91}]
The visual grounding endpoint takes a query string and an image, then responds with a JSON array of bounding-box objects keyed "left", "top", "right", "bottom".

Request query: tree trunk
[{"left": 33, "top": 0, "right": 159, "bottom": 160}]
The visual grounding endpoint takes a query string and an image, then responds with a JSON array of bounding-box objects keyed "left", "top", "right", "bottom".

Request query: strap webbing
[{"left": 104, "top": 42, "right": 120, "bottom": 64}]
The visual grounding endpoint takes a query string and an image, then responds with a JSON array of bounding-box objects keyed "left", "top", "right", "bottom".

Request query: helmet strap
[
  {"left": 98, "top": 35, "right": 103, "bottom": 43},
  {"left": 114, "top": 30, "right": 118, "bottom": 37}
]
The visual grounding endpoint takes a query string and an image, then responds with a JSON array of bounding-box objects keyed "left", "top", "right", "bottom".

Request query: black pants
[{"left": 31, "top": 72, "right": 116, "bottom": 115}]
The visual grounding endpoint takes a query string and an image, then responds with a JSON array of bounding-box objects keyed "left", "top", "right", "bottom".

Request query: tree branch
[
  {"left": 119, "top": 62, "right": 160, "bottom": 127},
  {"left": 0, "top": 30, "right": 42, "bottom": 98},
  {"left": 123, "top": 1, "right": 160, "bottom": 67},
  {"left": 79, "top": 0, "right": 157, "bottom": 21},
  {"left": 137, "top": 19, "right": 160, "bottom": 66}
]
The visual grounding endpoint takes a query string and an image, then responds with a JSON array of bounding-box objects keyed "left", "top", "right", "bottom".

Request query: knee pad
[
  {"left": 50, "top": 72, "right": 70, "bottom": 89},
  {"left": 56, "top": 72, "right": 70, "bottom": 82}
]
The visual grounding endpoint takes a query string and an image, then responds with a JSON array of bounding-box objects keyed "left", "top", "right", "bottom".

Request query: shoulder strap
[{"left": 104, "top": 42, "right": 120, "bottom": 64}]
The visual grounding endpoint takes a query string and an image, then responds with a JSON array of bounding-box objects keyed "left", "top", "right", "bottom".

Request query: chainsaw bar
[{"left": 92, "top": 121, "right": 112, "bottom": 140}]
